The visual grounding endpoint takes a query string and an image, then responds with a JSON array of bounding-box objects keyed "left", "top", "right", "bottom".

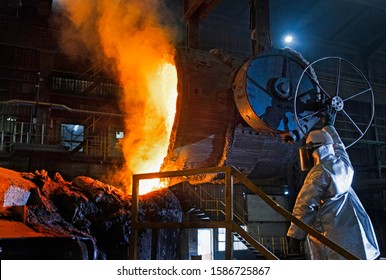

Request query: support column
[
  {"left": 250, "top": 0, "right": 271, "bottom": 56},
  {"left": 129, "top": 175, "right": 140, "bottom": 259},
  {"left": 225, "top": 166, "right": 233, "bottom": 260}
]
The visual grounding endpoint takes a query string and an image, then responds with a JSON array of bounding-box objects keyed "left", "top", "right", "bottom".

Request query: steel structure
[{"left": 129, "top": 166, "right": 359, "bottom": 260}]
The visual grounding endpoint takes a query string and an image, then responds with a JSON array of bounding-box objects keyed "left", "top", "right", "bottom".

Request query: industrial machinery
[
  {"left": 233, "top": 48, "right": 320, "bottom": 142},
  {"left": 156, "top": 46, "right": 375, "bottom": 259},
  {"left": 161, "top": 47, "right": 374, "bottom": 183},
  {"left": 235, "top": 49, "right": 374, "bottom": 147}
]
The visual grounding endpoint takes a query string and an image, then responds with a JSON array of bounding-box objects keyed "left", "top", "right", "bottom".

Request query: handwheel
[{"left": 294, "top": 57, "right": 375, "bottom": 148}]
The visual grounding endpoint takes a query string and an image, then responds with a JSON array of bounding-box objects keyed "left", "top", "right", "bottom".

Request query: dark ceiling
[
  {"left": 206, "top": 0, "right": 386, "bottom": 58},
  {"left": 269, "top": 0, "right": 386, "bottom": 58},
  {"left": 198, "top": 0, "right": 386, "bottom": 105}
]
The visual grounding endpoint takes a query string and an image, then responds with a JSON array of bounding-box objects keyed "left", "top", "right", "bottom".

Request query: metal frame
[{"left": 129, "top": 166, "right": 359, "bottom": 260}]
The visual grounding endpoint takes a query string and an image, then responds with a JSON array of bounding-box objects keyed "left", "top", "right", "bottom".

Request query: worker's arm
[{"left": 322, "top": 125, "right": 352, "bottom": 168}]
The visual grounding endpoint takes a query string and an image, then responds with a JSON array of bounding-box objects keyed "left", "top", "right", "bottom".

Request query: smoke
[{"left": 57, "top": 0, "right": 178, "bottom": 193}]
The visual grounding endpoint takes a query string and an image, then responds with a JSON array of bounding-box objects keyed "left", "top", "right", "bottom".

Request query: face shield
[
  {"left": 298, "top": 142, "right": 322, "bottom": 172},
  {"left": 299, "top": 130, "right": 334, "bottom": 172}
]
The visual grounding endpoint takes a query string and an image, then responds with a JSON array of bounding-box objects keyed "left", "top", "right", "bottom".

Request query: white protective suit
[{"left": 287, "top": 125, "right": 380, "bottom": 260}]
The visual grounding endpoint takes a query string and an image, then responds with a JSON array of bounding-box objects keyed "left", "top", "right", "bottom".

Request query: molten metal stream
[
  {"left": 134, "top": 62, "right": 178, "bottom": 195},
  {"left": 59, "top": 0, "right": 178, "bottom": 195}
]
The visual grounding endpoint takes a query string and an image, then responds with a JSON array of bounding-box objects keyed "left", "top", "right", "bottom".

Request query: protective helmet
[
  {"left": 299, "top": 130, "right": 333, "bottom": 171},
  {"left": 306, "top": 130, "right": 333, "bottom": 146}
]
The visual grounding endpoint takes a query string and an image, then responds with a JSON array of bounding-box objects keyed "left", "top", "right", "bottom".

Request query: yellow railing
[
  {"left": 129, "top": 166, "right": 360, "bottom": 260},
  {"left": 178, "top": 182, "right": 271, "bottom": 254}
]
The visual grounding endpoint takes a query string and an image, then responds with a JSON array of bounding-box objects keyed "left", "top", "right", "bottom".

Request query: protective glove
[{"left": 321, "top": 105, "right": 337, "bottom": 127}]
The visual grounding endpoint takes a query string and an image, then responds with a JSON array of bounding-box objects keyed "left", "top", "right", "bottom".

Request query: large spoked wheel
[{"left": 294, "top": 57, "right": 375, "bottom": 148}]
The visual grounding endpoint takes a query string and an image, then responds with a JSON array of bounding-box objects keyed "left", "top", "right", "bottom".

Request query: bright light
[
  {"left": 59, "top": 0, "right": 178, "bottom": 195},
  {"left": 284, "top": 35, "right": 293, "bottom": 44}
]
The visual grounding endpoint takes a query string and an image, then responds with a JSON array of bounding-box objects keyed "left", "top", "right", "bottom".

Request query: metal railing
[
  {"left": 0, "top": 121, "right": 109, "bottom": 158},
  {"left": 129, "top": 166, "right": 360, "bottom": 260},
  {"left": 0, "top": 122, "right": 52, "bottom": 148},
  {"left": 176, "top": 182, "right": 284, "bottom": 256}
]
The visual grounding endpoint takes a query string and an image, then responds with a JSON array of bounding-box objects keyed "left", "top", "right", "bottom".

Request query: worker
[{"left": 287, "top": 106, "right": 380, "bottom": 259}]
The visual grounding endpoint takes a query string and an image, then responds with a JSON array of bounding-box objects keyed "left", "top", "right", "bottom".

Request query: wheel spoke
[
  {"left": 342, "top": 109, "right": 364, "bottom": 136},
  {"left": 304, "top": 70, "right": 332, "bottom": 99},
  {"left": 335, "top": 58, "right": 341, "bottom": 96},
  {"left": 297, "top": 108, "right": 324, "bottom": 122},
  {"left": 343, "top": 88, "right": 371, "bottom": 102},
  {"left": 247, "top": 74, "right": 272, "bottom": 97},
  {"left": 294, "top": 56, "right": 374, "bottom": 148}
]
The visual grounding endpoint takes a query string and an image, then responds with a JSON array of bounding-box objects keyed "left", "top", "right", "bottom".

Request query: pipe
[{"left": 0, "top": 99, "right": 123, "bottom": 117}]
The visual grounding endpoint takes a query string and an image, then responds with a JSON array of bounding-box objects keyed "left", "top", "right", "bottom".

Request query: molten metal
[
  {"left": 133, "top": 62, "right": 178, "bottom": 194},
  {"left": 59, "top": 0, "right": 178, "bottom": 194}
]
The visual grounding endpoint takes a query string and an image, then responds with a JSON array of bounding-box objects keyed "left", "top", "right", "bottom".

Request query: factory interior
[{"left": 0, "top": 0, "right": 385, "bottom": 260}]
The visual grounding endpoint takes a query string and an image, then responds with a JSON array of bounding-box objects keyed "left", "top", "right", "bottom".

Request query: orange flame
[
  {"left": 58, "top": 0, "right": 178, "bottom": 194},
  {"left": 121, "top": 62, "right": 177, "bottom": 195}
]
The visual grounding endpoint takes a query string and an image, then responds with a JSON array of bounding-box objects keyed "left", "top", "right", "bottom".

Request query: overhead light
[
  {"left": 284, "top": 35, "right": 293, "bottom": 44},
  {"left": 116, "top": 131, "right": 124, "bottom": 139}
]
